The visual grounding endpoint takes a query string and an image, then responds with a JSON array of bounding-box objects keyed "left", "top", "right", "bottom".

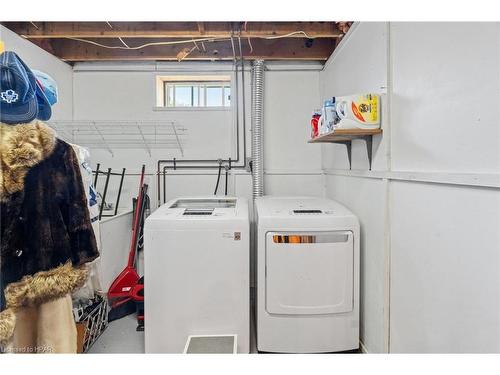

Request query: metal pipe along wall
[{"left": 251, "top": 60, "right": 265, "bottom": 199}]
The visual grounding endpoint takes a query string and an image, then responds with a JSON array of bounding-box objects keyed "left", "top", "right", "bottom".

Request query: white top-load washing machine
[
  {"left": 255, "top": 196, "right": 360, "bottom": 353},
  {"left": 144, "top": 197, "right": 250, "bottom": 353}
]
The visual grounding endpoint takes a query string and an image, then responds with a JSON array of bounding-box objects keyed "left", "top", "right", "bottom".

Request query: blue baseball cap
[
  {"left": 32, "top": 70, "right": 58, "bottom": 106},
  {"left": 33, "top": 69, "right": 58, "bottom": 121},
  {"left": 0, "top": 51, "right": 38, "bottom": 124},
  {"left": 35, "top": 77, "right": 52, "bottom": 121}
]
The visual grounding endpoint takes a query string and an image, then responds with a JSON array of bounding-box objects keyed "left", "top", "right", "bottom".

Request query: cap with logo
[{"left": 0, "top": 51, "right": 39, "bottom": 124}]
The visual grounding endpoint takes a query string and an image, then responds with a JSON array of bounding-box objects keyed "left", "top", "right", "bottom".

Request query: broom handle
[{"left": 127, "top": 164, "right": 145, "bottom": 267}]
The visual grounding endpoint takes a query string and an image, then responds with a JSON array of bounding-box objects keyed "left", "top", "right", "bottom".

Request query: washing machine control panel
[{"left": 288, "top": 209, "right": 335, "bottom": 215}]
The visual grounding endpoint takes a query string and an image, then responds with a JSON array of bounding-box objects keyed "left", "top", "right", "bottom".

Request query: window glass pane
[
  {"left": 206, "top": 86, "right": 222, "bottom": 107},
  {"left": 162, "top": 79, "right": 230, "bottom": 108},
  {"left": 175, "top": 86, "right": 193, "bottom": 107},
  {"left": 224, "top": 86, "right": 231, "bottom": 107},
  {"left": 166, "top": 85, "right": 174, "bottom": 107}
]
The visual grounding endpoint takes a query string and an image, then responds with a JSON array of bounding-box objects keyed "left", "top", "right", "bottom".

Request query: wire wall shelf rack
[{"left": 48, "top": 120, "right": 187, "bottom": 157}]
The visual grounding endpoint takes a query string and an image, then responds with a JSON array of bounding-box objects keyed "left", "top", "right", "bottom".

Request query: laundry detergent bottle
[{"left": 334, "top": 93, "right": 380, "bottom": 130}]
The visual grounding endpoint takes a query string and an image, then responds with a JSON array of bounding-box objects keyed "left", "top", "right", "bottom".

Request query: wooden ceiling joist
[
  {"left": 44, "top": 37, "right": 336, "bottom": 61},
  {"left": 2, "top": 22, "right": 342, "bottom": 39},
  {"left": 1, "top": 21, "right": 348, "bottom": 62}
]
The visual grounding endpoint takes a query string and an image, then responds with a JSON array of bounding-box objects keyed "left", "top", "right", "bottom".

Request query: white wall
[
  {"left": 0, "top": 25, "right": 73, "bottom": 120},
  {"left": 98, "top": 212, "right": 133, "bottom": 291},
  {"left": 388, "top": 22, "right": 500, "bottom": 353},
  {"left": 390, "top": 181, "right": 500, "bottom": 352},
  {"left": 391, "top": 23, "right": 500, "bottom": 174},
  {"left": 262, "top": 68, "right": 323, "bottom": 198},
  {"left": 320, "top": 22, "right": 500, "bottom": 353},
  {"left": 321, "top": 22, "right": 390, "bottom": 353},
  {"left": 72, "top": 69, "right": 234, "bottom": 161},
  {"left": 71, "top": 62, "right": 323, "bottom": 209}
]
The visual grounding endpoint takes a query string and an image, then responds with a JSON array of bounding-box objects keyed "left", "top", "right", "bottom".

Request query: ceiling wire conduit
[{"left": 251, "top": 59, "right": 265, "bottom": 199}]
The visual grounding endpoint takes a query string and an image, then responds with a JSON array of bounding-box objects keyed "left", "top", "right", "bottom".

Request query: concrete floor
[
  {"left": 88, "top": 309, "right": 257, "bottom": 353},
  {"left": 88, "top": 314, "right": 144, "bottom": 354},
  {"left": 86, "top": 310, "right": 360, "bottom": 354}
]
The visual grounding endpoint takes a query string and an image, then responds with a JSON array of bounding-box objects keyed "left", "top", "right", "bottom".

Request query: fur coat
[{"left": 0, "top": 121, "right": 99, "bottom": 345}]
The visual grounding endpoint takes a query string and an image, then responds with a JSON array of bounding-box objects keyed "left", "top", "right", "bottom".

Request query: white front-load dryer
[{"left": 255, "top": 196, "right": 360, "bottom": 353}]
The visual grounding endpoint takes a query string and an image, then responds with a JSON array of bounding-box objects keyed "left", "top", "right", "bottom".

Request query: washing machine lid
[
  {"left": 170, "top": 198, "right": 237, "bottom": 209},
  {"left": 146, "top": 197, "right": 249, "bottom": 228},
  {"left": 265, "top": 230, "right": 354, "bottom": 315}
]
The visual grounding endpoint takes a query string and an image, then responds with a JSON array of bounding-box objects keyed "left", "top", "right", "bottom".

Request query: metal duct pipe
[{"left": 251, "top": 60, "right": 265, "bottom": 199}]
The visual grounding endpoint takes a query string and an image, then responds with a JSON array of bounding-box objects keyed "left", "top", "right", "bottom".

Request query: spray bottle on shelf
[
  {"left": 318, "top": 98, "right": 340, "bottom": 135},
  {"left": 310, "top": 109, "right": 321, "bottom": 138}
]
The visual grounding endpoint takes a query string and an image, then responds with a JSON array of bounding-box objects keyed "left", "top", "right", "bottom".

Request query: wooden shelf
[
  {"left": 308, "top": 128, "right": 382, "bottom": 143},
  {"left": 308, "top": 128, "right": 382, "bottom": 170}
]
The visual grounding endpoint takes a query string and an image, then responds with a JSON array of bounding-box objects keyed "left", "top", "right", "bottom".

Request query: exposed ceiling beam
[
  {"left": 42, "top": 37, "right": 335, "bottom": 62},
  {"left": 2, "top": 22, "right": 342, "bottom": 39}
]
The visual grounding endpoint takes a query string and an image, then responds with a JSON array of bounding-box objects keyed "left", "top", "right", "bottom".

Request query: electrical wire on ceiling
[
  {"left": 118, "top": 37, "right": 130, "bottom": 48},
  {"left": 65, "top": 30, "right": 318, "bottom": 51},
  {"left": 230, "top": 34, "right": 237, "bottom": 62},
  {"left": 247, "top": 38, "right": 254, "bottom": 54},
  {"left": 105, "top": 22, "right": 130, "bottom": 49},
  {"left": 66, "top": 36, "right": 229, "bottom": 50},
  {"left": 263, "top": 31, "right": 314, "bottom": 39},
  {"left": 243, "top": 22, "right": 253, "bottom": 54}
]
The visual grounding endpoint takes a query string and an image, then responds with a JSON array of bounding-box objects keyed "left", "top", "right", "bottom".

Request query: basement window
[{"left": 156, "top": 75, "right": 231, "bottom": 109}]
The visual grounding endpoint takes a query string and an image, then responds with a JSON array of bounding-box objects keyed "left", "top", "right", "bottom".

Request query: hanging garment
[
  {"left": 6, "top": 294, "right": 76, "bottom": 354},
  {"left": 70, "top": 144, "right": 100, "bottom": 231},
  {"left": 0, "top": 121, "right": 99, "bottom": 348},
  {"left": 70, "top": 143, "right": 103, "bottom": 301}
]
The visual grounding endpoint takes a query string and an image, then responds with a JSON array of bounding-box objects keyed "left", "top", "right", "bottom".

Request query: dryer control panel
[{"left": 292, "top": 209, "right": 323, "bottom": 214}]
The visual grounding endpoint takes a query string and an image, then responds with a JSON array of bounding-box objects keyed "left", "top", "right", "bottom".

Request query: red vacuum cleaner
[{"left": 108, "top": 165, "right": 147, "bottom": 322}]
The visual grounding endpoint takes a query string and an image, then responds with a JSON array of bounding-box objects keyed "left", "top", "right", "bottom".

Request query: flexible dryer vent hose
[{"left": 251, "top": 60, "right": 265, "bottom": 199}]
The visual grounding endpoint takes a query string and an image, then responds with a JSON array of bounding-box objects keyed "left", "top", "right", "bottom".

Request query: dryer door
[{"left": 265, "top": 231, "right": 353, "bottom": 315}]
